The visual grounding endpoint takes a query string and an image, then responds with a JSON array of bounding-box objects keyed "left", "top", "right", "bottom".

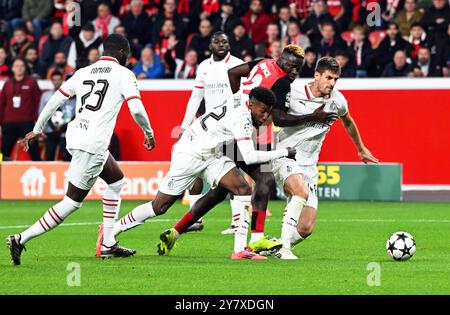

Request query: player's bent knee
[{"left": 232, "top": 183, "right": 252, "bottom": 196}]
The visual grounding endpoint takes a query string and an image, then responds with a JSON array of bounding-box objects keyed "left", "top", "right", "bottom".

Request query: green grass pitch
[{"left": 0, "top": 200, "right": 449, "bottom": 295}]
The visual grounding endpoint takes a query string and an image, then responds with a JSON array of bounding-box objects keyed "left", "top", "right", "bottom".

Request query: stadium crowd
[{"left": 0, "top": 0, "right": 449, "bottom": 161}]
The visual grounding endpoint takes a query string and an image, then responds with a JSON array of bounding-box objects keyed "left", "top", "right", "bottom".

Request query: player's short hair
[
  {"left": 103, "top": 33, "right": 130, "bottom": 56},
  {"left": 249, "top": 87, "right": 276, "bottom": 108},
  {"left": 51, "top": 70, "right": 64, "bottom": 78},
  {"left": 282, "top": 44, "right": 305, "bottom": 59},
  {"left": 211, "top": 31, "right": 227, "bottom": 42},
  {"left": 315, "top": 56, "right": 341, "bottom": 75}
]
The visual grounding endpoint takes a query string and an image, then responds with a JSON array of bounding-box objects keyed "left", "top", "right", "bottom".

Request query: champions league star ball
[
  {"left": 51, "top": 111, "right": 65, "bottom": 128},
  {"left": 386, "top": 231, "right": 416, "bottom": 261}
]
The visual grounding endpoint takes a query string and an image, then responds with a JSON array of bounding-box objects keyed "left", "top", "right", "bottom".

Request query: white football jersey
[
  {"left": 58, "top": 56, "right": 141, "bottom": 154},
  {"left": 177, "top": 93, "right": 253, "bottom": 157},
  {"left": 195, "top": 52, "right": 243, "bottom": 111},
  {"left": 276, "top": 83, "right": 349, "bottom": 165}
]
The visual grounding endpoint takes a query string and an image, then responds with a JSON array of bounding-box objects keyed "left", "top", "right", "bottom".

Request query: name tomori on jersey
[{"left": 90, "top": 67, "right": 112, "bottom": 74}]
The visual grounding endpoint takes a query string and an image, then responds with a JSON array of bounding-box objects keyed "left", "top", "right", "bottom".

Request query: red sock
[
  {"left": 174, "top": 211, "right": 198, "bottom": 234},
  {"left": 251, "top": 209, "right": 267, "bottom": 233}
]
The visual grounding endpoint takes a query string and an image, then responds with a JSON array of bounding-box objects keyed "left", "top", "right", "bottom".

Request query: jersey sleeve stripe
[
  {"left": 125, "top": 95, "right": 141, "bottom": 102},
  {"left": 194, "top": 85, "right": 204, "bottom": 88},
  {"left": 235, "top": 137, "right": 252, "bottom": 141},
  {"left": 58, "top": 88, "right": 70, "bottom": 98}
]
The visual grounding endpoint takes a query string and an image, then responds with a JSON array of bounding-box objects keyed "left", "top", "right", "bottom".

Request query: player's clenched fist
[{"left": 144, "top": 135, "right": 156, "bottom": 151}]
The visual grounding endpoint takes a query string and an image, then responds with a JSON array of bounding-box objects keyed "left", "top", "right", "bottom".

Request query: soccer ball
[
  {"left": 386, "top": 231, "right": 416, "bottom": 261},
  {"left": 51, "top": 111, "right": 65, "bottom": 128}
]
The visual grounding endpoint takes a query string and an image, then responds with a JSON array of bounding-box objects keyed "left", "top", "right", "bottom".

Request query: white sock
[
  {"left": 20, "top": 196, "right": 82, "bottom": 245},
  {"left": 291, "top": 229, "right": 305, "bottom": 247},
  {"left": 250, "top": 232, "right": 264, "bottom": 244},
  {"left": 230, "top": 197, "right": 240, "bottom": 227},
  {"left": 233, "top": 195, "right": 251, "bottom": 253},
  {"left": 189, "top": 193, "right": 203, "bottom": 222},
  {"left": 102, "top": 179, "right": 124, "bottom": 247},
  {"left": 114, "top": 201, "right": 155, "bottom": 236},
  {"left": 281, "top": 196, "right": 306, "bottom": 249}
]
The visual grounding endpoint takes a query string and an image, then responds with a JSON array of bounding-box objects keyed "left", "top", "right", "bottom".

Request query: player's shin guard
[
  {"left": 19, "top": 196, "right": 82, "bottom": 245},
  {"left": 114, "top": 201, "right": 155, "bottom": 236},
  {"left": 250, "top": 208, "right": 266, "bottom": 243},
  {"left": 102, "top": 179, "right": 124, "bottom": 247},
  {"left": 233, "top": 195, "right": 251, "bottom": 253},
  {"left": 281, "top": 196, "right": 306, "bottom": 249}
]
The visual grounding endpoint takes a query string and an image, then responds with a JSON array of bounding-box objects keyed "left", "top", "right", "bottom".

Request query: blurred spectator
[
  {"left": 312, "top": 21, "right": 348, "bottom": 57},
  {"left": 381, "top": 49, "right": 413, "bottom": 76},
  {"left": 285, "top": 20, "right": 311, "bottom": 50},
  {"left": 277, "top": 6, "right": 292, "bottom": 44},
  {"left": 9, "top": 27, "right": 32, "bottom": 59},
  {"left": 299, "top": 47, "right": 317, "bottom": 77},
  {"left": 121, "top": 0, "right": 153, "bottom": 53},
  {"left": 374, "top": 22, "right": 411, "bottom": 76},
  {"left": 67, "top": 23, "right": 103, "bottom": 69},
  {"left": 87, "top": 48, "right": 101, "bottom": 65},
  {"left": 301, "top": 1, "right": 334, "bottom": 46},
  {"left": 410, "top": 46, "right": 443, "bottom": 77},
  {"left": 0, "top": 0, "right": 23, "bottom": 38},
  {"left": 335, "top": 49, "right": 356, "bottom": 77},
  {"left": 188, "top": 18, "right": 214, "bottom": 63},
  {"left": 0, "top": 47, "right": 9, "bottom": 79},
  {"left": 133, "top": 46, "right": 165, "bottom": 79},
  {"left": 435, "top": 23, "right": 449, "bottom": 77},
  {"left": 24, "top": 47, "right": 41, "bottom": 79},
  {"left": 289, "top": 0, "right": 314, "bottom": 20},
  {"left": 47, "top": 51, "right": 75, "bottom": 79},
  {"left": 379, "top": 0, "right": 404, "bottom": 29},
  {"left": 153, "top": 19, "right": 186, "bottom": 61},
  {"left": 152, "top": 0, "right": 186, "bottom": 43},
  {"left": 0, "top": 58, "right": 41, "bottom": 161},
  {"left": 265, "top": 23, "right": 281, "bottom": 56},
  {"left": 408, "top": 23, "right": 435, "bottom": 60},
  {"left": 21, "top": 0, "right": 53, "bottom": 43},
  {"left": 39, "top": 22, "right": 73, "bottom": 76},
  {"left": 212, "top": 0, "right": 241, "bottom": 36},
  {"left": 349, "top": 25, "right": 374, "bottom": 77},
  {"left": 241, "top": 0, "right": 272, "bottom": 51},
  {"left": 395, "top": 0, "right": 424, "bottom": 38},
  {"left": 165, "top": 48, "right": 198, "bottom": 79},
  {"left": 94, "top": 3, "right": 121, "bottom": 39},
  {"left": 38, "top": 71, "right": 73, "bottom": 161},
  {"left": 421, "top": 0, "right": 450, "bottom": 42},
  {"left": 327, "top": 0, "right": 352, "bottom": 32},
  {"left": 200, "top": 0, "right": 221, "bottom": 21},
  {"left": 229, "top": 22, "right": 256, "bottom": 59},
  {"left": 267, "top": 39, "right": 283, "bottom": 59}
]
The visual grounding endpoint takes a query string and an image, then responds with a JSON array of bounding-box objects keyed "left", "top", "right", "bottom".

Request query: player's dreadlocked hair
[
  {"left": 315, "top": 56, "right": 341, "bottom": 75},
  {"left": 249, "top": 87, "right": 276, "bottom": 108},
  {"left": 103, "top": 34, "right": 130, "bottom": 66},
  {"left": 282, "top": 44, "right": 305, "bottom": 59}
]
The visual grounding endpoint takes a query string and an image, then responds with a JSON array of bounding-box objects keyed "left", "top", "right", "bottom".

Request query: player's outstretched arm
[
  {"left": 18, "top": 90, "right": 69, "bottom": 151},
  {"left": 228, "top": 63, "right": 252, "bottom": 93},
  {"left": 180, "top": 87, "right": 205, "bottom": 131},
  {"left": 127, "top": 98, "right": 156, "bottom": 151},
  {"left": 272, "top": 104, "right": 338, "bottom": 127},
  {"left": 341, "top": 112, "right": 378, "bottom": 164}
]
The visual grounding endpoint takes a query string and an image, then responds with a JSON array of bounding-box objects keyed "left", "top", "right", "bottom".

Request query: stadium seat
[
  {"left": 368, "top": 30, "right": 386, "bottom": 49},
  {"left": 340, "top": 31, "right": 353, "bottom": 44}
]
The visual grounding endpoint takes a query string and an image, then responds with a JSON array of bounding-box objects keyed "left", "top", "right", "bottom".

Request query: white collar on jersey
[
  {"left": 209, "top": 52, "right": 231, "bottom": 64},
  {"left": 99, "top": 56, "right": 120, "bottom": 64}
]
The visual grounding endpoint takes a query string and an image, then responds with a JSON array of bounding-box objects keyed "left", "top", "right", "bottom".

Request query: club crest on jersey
[{"left": 329, "top": 101, "right": 338, "bottom": 112}]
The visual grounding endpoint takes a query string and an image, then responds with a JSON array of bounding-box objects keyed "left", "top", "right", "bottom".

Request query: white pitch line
[{"left": 1, "top": 218, "right": 449, "bottom": 230}]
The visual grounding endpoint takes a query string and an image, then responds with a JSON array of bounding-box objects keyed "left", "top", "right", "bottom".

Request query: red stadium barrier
[{"left": 1, "top": 78, "right": 449, "bottom": 185}]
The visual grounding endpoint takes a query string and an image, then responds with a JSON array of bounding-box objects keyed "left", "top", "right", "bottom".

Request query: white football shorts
[
  {"left": 159, "top": 149, "right": 236, "bottom": 196},
  {"left": 67, "top": 149, "right": 110, "bottom": 190},
  {"left": 272, "top": 158, "right": 319, "bottom": 209}
]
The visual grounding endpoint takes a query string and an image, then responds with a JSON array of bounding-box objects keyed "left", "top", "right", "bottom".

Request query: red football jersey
[{"left": 241, "top": 59, "right": 288, "bottom": 95}]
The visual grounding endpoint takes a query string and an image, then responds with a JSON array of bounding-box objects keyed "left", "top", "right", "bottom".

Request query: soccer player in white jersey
[
  {"left": 6, "top": 34, "right": 156, "bottom": 265},
  {"left": 179, "top": 31, "right": 243, "bottom": 232},
  {"left": 271, "top": 57, "right": 378, "bottom": 259},
  {"left": 113, "top": 87, "right": 296, "bottom": 260}
]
